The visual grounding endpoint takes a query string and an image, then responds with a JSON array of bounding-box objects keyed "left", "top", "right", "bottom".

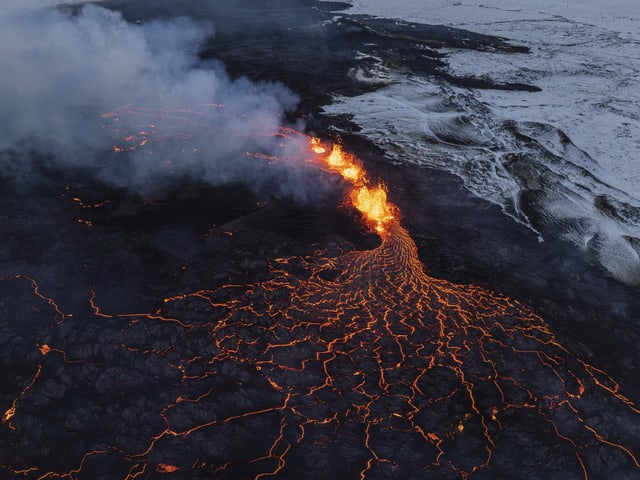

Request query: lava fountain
[{"left": 1, "top": 110, "right": 638, "bottom": 479}]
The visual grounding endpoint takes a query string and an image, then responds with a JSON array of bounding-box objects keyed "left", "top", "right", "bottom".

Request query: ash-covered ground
[{"left": 1, "top": 1, "right": 639, "bottom": 479}]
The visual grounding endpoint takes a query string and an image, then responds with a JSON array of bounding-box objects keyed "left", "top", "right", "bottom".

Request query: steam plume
[{"left": 0, "top": 2, "right": 314, "bottom": 198}]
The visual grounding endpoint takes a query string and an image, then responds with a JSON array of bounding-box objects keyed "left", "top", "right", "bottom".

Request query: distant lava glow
[{"left": 1, "top": 110, "right": 639, "bottom": 479}]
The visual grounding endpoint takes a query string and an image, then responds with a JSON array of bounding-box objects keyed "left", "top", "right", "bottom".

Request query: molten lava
[
  {"left": 324, "top": 142, "right": 365, "bottom": 183},
  {"left": 1, "top": 109, "right": 638, "bottom": 480},
  {"left": 351, "top": 184, "right": 394, "bottom": 233},
  {"left": 314, "top": 140, "right": 395, "bottom": 233}
]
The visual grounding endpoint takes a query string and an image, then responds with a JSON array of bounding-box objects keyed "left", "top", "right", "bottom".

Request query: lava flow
[{"left": 1, "top": 112, "right": 639, "bottom": 480}]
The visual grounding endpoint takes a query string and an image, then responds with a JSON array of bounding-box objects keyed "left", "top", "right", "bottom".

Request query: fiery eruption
[
  {"left": 1, "top": 109, "right": 638, "bottom": 480},
  {"left": 351, "top": 185, "right": 394, "bottom": 233},
  {"left": 315, "top": 141, "right": 395, "bottom": 234}
]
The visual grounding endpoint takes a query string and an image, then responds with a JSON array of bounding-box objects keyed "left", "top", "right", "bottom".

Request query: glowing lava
[
  {"left": 315, "top": 141, "right": 395, "bottom": 234},
  {"left": 1, "top": 111, "right": 638, "bottom": 480},
  {"left": 351, "top": 184, "right": 394, "bottom": 233}
]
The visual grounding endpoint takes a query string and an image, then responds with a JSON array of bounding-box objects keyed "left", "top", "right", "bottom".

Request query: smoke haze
[{"left": 0, "top": 2, "right": 315, "bottom": 198}]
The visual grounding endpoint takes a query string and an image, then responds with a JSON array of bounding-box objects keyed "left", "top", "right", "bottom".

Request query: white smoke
[{"left": 0, "top": 2, "right": 316, "bottom": 198}]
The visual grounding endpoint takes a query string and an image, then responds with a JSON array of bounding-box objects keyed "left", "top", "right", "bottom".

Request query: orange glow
[
  {"left": 1, "top": 363, "right": 42, "bottom": 433},
  {"left": 352, "top": 184, "right": 394, "bottom": 233},
  {"left": 324, "top": 143, "right": 364, "bottom": 183},
  {"left": 327, "top": 143, "right": 348, "bottom": 167},
  {"left": 427, "top": 432, "right": 440, "bottom": 442},
  {"left": 310, "top": 139, "right": 394, "bottom": 234},
  {"left": 311, "top": 137, "right": 326, "bottom": 154},
  {"left": 342, "top": 164, "right": 363, "bottom": 182},
  {"left": 156, "top": 464, "right": 180, "bottom": 473},
  {"left": 39, "top": 344, "right": 51, "bottom": 355},
  {"left": 2, "top": 406, "right": 15, "bottom": 423}
]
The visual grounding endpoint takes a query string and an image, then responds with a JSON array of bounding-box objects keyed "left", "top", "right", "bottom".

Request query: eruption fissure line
[
  {"left": 1, "top": 114, "right": 639, "bottom": 479},
  {"left": 313, "top": 140, "right": 396, "bottom": 234}
]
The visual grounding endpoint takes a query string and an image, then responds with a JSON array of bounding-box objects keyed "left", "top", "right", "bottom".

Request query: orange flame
[
  {"left": 325, "top": 144, "right": 363, "bottom": 183},
  {"left": 310, "top": 137, "right": 326, "bottom": 154},
  {"left": 351, "top": 184, "right": 394, "bottom": 233},
  {"left": 311, "top": 139, "right": 394, "bottom": 234}
]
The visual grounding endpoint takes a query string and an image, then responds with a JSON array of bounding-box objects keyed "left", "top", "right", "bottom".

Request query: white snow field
[{"left": 329, "top": 1, "right": 640, "bottom": 284}]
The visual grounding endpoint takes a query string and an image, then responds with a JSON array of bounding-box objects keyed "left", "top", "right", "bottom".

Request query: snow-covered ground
[
  {"left": 330, "top": 0, "right": 640, "bottom": 284},
  {"left": 348, "top": 0, "right": 640, "bottom": 198}
]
